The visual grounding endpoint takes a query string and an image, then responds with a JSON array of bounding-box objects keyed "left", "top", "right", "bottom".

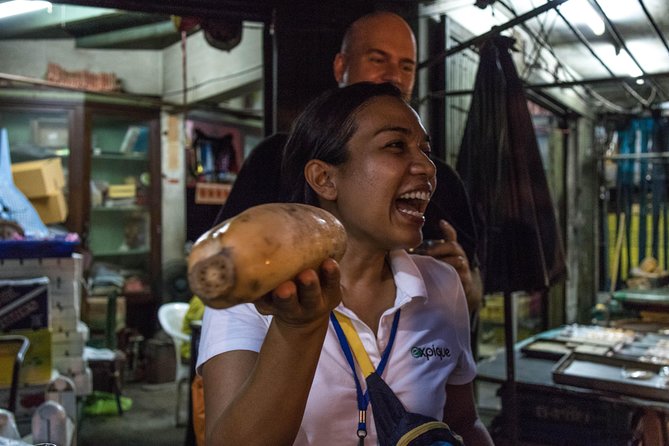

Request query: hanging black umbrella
[
  {"left": 456, "top": 35, "right": 567, "bottom": 293},
  {"left": 455, "top": 35, "right": 567, "bottom": 444}
]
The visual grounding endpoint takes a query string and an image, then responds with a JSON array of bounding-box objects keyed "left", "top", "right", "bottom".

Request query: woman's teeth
[
  {"left": 398, "top": 191, "right": 430, "bottom": 201},
  {"left": 398, "top": 207, "right": 425, "bottom": 218}
]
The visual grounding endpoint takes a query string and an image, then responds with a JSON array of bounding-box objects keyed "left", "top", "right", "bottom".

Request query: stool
[{"left": 84, "top": 347, "right": 126, "bottom": 415}]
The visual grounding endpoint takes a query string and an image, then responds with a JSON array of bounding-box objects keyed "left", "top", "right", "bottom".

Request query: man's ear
[
  {"left": 333, "top": 53, "right": 346, "bottom": 84},
  {"left": 305, "top": 159, "right": 337, "bottom": 201}
]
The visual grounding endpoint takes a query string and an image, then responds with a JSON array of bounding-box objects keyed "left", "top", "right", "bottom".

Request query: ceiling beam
[
  {"left": 0, "top": 4, "right": 121, "bottom": 38},
  {"left": 51, "top": 0, "right": 273, "bottom": 22},
  {"left": 75, "top": 21, "right": 179, "bottom": 49},
  {"left": 417, "top": 0, "right": 568, "bottom": 71}
]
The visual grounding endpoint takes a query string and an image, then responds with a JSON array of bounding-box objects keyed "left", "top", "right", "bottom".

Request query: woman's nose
[{"left": 410, "top": 152, "right": 436, "bottom": 178}]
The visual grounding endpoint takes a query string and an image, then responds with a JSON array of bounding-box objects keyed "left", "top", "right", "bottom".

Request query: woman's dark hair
[{"left": 280, "top": 82, "right": 404, "bottom": 205}]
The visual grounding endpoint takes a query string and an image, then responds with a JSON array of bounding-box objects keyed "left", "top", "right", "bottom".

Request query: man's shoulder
[
  {"left": 247, "top": 132, "right": 289, "bottom": 158},
  {"left": 431, "top": 157, "right": 463, "bottom": 184}
]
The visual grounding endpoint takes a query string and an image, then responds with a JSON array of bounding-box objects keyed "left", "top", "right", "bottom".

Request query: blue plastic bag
[{"left": 0, "top": 128, "right": 49, "bottom": 238}]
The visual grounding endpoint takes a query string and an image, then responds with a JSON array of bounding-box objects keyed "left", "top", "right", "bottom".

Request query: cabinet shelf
[
  {"left": 92, "top": 205, "right": 147, "bottom": 212},
  {"left": 93, "top": 248, "right": 150, "bottom": 257},
  {"left": 92, "top": 153, "right": 147, "bottom": 161},
  {"left": 0, "top": 88, "right": 161, "bottom": 338}
]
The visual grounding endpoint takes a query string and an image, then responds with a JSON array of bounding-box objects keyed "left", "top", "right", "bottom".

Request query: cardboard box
[
  {"left": 0, "top": 381, "right": 48, "bottom": 421},
  {"left": 53, "top": 355, "right": 88, "bottom": 376},
  {"left": 0, "top": 254, "right": 82, "bottom": 281},
  {"left": 11, "top": 158, "right": 65, "bottom": 198},
  {"left": 0, "top": 277, "right": 50, "bottom": 331},
  {"left": 84, "top": 295, "right": 126, "bottom": 333},
  {"left": 30, "top": 192, "right": 68, "bottom": 224},
  {"left": 108, "top": 183, "right": 136, "bottom": 199},
  {"left": 0, "top": 328, "right": 53, "bottom": 387},
  {"left": 0, "top": 255, "right": 82, "bottom": 315},
  {"left": 72, "top": 366, "right": 93, "bottom": 396},
  {"left": 51, "top": 306, "right": 80, "bottom": 334}
]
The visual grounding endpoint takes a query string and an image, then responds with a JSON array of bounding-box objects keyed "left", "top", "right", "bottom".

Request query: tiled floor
[
  {"left": 71, "top": 380, "right": 501, "bottom": 446},
  {"left": 76, "top": 381, "right": 187, "bottom": 446}
]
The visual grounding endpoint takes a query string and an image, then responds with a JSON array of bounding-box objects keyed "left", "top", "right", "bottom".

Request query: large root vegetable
[{"left": 188, "top": 203, "right": 347, "bottom": 309}]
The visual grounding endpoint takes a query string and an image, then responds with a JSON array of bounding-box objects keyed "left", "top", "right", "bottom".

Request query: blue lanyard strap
[{"left": 330, "top": 309, "right": 401, "bottom": 444}]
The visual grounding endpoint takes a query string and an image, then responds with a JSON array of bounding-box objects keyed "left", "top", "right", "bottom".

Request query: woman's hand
[{"left": 254, "top": 258, "right": 342, "bottom": 328}]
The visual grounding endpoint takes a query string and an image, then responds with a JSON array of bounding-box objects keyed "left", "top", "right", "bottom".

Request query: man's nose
[{"left": 381, "top": 63, "right": 402, "bottom": 86}]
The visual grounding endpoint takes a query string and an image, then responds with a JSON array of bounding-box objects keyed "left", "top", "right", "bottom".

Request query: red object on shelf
[{"left": 194, "top": 182, "right": 231, "bottom": 205}]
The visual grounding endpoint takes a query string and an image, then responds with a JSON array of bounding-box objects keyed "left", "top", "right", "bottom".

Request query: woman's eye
[
  {"left": 422, "top": 145, "right": 432, "bottom": 155},
  {"left": 385, "top": 140, "right": 406, "bottom": 151}
]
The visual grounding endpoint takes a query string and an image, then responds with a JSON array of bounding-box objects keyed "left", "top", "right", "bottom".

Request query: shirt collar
[
  {"left": 388, "top": 249, "right": 428, "bottom": 306},
  {"left": 334, "top": 249, "right": 429, "bottom": 318}
]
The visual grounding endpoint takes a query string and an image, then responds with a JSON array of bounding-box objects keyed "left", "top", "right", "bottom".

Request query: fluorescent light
[
  {"left": 0, "top": 1, "right": 51, "bottom": 20},
  {"left": 596, "top": 44, "right": 643, "bottom": 77},
  {"left": 559, "top": 0, "right": 605, "bottom": 36}
]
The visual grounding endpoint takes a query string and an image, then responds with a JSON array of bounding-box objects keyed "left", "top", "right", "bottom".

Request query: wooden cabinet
[{"left": 0, "top": 88, "right": 162, "bottom": 308}]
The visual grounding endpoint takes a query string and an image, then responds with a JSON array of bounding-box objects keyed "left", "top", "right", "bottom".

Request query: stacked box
[
  {"left": 0, "top": 255, "right": 91, "bottom": 396},
  {"left": 11, "top": 158, "right": 68, "bottom": 224},
  {"left": 0, "top": 277, "right": 53, "bottom": 387},
  {"left": 0, "top": 372, "right": 58, "bottom": 423},
  {"left": 0, "top": 254, "right": 83, "bottom": 330},
  {"left": 0, "top": 328, "right": 53, "bottom": 386},
  {"left": 0, "top": 277, "right": 49, "bottom": 332},
  {"left": 10, "top": 158, "right": 65, "bottom": 198},
  {"left": 52, "top": 321, "right": 92, "bottom": 396}
]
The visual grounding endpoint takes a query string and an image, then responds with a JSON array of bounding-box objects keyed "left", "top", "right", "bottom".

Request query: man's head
[{"left": 333, "top": 11, "right": 417, "bottom": 101}]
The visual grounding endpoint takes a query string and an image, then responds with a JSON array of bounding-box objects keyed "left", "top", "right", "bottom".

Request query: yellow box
[
  {"left": 0, "top": 328, "right": 52, "bottom": 387},
  {"left": 108, "top": 184, "right": 136, "bottom": 199},
  {"left": 479, "top": 292, "right": 531, "bottom": 324},
  {"left": 11, "top": 158, "right": 65, "bottom": 198},
  {"left": 30, "top": 192, "right": 68, "bottom": 224}
]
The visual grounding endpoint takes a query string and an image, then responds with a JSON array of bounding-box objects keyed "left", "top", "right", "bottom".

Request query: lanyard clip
[{"left": 357, "top": 409, "right": 367, "bottom": 445}]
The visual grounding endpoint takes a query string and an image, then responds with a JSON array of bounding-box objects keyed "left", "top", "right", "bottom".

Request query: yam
[{"left": 187, "top": 203, "right": 347, "bottom": 309}]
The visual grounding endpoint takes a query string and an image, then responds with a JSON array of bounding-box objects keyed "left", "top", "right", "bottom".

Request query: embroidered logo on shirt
[{"left": 410, "top": 345, "right": 451, "bottom": 361}]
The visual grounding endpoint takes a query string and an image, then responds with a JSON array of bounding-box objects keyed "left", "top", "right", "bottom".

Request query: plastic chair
[
  {"left": 157, "top": 302, "right": 190, "bottom": 426},
  {"left": 0, "top": 335, "right": 30, "bottom": 414}
]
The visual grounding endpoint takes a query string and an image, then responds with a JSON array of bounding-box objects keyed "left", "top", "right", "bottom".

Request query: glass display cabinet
[{"left": 0, "top": 88, "right": 162, "bottom": 312}]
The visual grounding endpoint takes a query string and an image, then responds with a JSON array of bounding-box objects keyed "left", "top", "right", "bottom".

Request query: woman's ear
[{"left": 304, "top": 159, "right": 337, "bottom": 201}]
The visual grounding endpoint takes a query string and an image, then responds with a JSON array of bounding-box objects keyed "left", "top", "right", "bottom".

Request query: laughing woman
[{"left": 197, "top": 82, "right": 493, "bottom": 446}]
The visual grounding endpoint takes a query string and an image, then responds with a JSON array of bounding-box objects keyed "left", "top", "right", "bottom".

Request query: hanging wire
[
  {"left": 500, "top": 0, "right": 662, "bottom": 111},
  {"left": 552, "top": 5, "right": 659, "bottom": 110},
  {"left": 418, "top": 0, "right": 665, "bottom": 114},
  {"left": 589, "top": 0, "right": 666, "bottom": 102},
  {"left": 495, "top": 0, "right": 629, "bottom": 113},
  {"left": 638, "top": 0, "right": 669, "bottom": 56}
]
